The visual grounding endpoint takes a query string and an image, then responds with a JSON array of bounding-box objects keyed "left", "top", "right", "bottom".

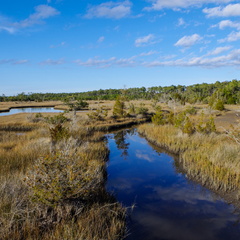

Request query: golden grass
[
  {"left": 0, "top": 116, "right": 127, "bottom": 239},
  {"left": 138, "top": 124, "right": 240, "bottom": 193}
]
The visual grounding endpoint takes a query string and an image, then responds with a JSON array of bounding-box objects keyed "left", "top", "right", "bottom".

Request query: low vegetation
[
  {"left": 0, "top": 92, "right": 240, "bottom": 238},
  {"left": 0, "top": 111, "right": 128, "bottom": 239}
]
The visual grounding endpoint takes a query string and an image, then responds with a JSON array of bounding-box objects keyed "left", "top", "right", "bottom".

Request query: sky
[{"left": 1, "top": 0, "right": 240, "bottom": 95}]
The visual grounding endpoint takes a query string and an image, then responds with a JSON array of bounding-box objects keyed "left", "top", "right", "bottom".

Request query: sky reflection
[{"left": 106, "top": 129, "right": 240, "bottom": 240}]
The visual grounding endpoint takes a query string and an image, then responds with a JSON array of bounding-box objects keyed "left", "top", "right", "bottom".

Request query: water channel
[
  {"left": 106, "top": 129, "right": 240, "bottom": 240},
  {"left": 0, "top": 107, "right": 63, "bottom": 116}
]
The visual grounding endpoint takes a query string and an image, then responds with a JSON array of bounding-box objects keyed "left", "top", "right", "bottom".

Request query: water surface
[
  {"left": 106, "top": 129, "right": 240, "bottom": 240},
  {"left": 0, "top": 107, "right": 63, "bottom": 116}
]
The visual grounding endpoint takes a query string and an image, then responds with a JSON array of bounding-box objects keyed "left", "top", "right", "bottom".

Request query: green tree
[{"left": 113, "top": 96, "right": 126, "bottom": 118}]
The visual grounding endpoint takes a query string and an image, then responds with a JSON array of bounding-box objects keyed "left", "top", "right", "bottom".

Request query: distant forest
[{"left": 1, "top": 79, "right": 240, "bottom": 105}]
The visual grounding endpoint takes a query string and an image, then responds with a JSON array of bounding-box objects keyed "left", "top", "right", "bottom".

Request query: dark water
[
  {"left": 0, "top": 107, "right": 63, "bottom": 116},
  {"left": 106, "top": 129, "right": 240, "bottom": 240}
]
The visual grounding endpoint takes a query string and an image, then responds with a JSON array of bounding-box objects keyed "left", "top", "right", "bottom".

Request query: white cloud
[
  {"left": 139, "top": 50, "right": 158, "bottom": 56},
  {"left": 174, "top": 34, "right": 202, "bottom": 47},
  {"left": 85, "top": 1, "right": 132, "bottom": 19},
  {"left": 75, "top": 57, "right": 116, "bottom": 68},
  {"left": 207, "top": 46, "right": 232, "bottom": 55},
  {"left": 219, "top": 31, "right": 240, "bottom": 42},
  {"left": 145, "top": 49, "right": 240, "bottom": 68},
  {"left": 144, "top": 0, "right": 233, "bottom": 11},
  {"left": 0, "top": 5, "right": 60, "bottom": 34},
  {"left": 135, "top": 34, "right": 155, "bottom": 47},
  {"left": 13, "top": 60, "right": 29, "bottom": 65},
  {"left": 40, "top": 58, "right": 65, "bottom": 65},
  {"left": 203, "top": 4, "right": 240, "bottom": 17},
  {"left": 74, "top": 56, "right": 137, "bottom": 68},
  {"left": 74, "top": 48, "right": 240, "bottom": 69},
  {"left": 97, "top": 36, "right": 105, "bottom": 43},
  {"left": 177, "top": 18, "right": 186, "bottom": 26},
  {"left": 216, "top": 20, "right": 240, "bottom": 30},
  {"left": 0, "top": 59, "right": 29, "bottom": 65}
]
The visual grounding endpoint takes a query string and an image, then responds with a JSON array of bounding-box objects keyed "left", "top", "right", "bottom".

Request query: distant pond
[
  {"left": 106, "top": 129, "right": 240, "bottom": 240},
  {"left": 0, "top": 107, "right": 64, "bottom": 116}
]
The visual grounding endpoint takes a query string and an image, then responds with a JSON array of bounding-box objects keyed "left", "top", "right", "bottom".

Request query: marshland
[{"left": 1, "top": 80, "right": 240, "bottom": 239}]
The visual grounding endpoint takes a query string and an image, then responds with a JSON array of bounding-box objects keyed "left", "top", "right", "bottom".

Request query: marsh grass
[
  {"left": 0, "top": 117, "right": 127, "bottom": 240},
  {"left": 138, "top": 124, "right": 240, "bottom": 194}
]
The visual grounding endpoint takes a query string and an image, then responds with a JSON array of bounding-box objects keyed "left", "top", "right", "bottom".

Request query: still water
[
  {"left": 106, "top": 129, "right": 240, "bottom": 240},
  {"left": 0, "top": 107, "right": 63, "bottom": 116}
]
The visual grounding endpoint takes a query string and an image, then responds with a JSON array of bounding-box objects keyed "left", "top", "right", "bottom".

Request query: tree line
[{"left": 1, "top": 79, "right": 240, "bottom": 105}]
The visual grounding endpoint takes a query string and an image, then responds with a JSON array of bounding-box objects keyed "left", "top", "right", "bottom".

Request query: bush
[
  {"left": 184, "top": 106, "right": 197, "bottom": 115},
  {"left": 44, "top": 113, "right": 68, "bottom": 125},
  {"left": 113, "top": 96, "right": 126, "bottom": 118},
  {"left": 213, "top": 99, "right": 225, "bottom": 111},
  {"left": 151, "top": 110, "right": 165, "bottom": 125},
  {"left": 87, "top": 107, "right": 108, "bottom": 121},
  {"left": 136, "top": 103, "right": 148, "bottom": 116},
  {"left": 25, "top": 152, "right": 102, "bottom": 207},
  {"left": 196, "top": 113, "right": 216, "bottom": 134},
  {"left": 181, "top": 116, "right": 195, "bottom": 135}
]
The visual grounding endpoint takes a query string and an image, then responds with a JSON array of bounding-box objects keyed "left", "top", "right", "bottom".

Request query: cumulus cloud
[
  {"left": 0, "top": 5, "right": 60, "bottom": 34},
  {"left": 144, "top": 0, "right": 233, "bottom": 11},
  {"left": 135, "top": 34, "right": 155, "bottom": 47},
  {"left": 219, "top": 31, "right": 240, "bottom": 42},
  {"left": 84, "top": 1, "right": 132, "bottom": 19},
  {"left": 215, "top": 20, "right": 240, "bottom": 30},
  {"left": 174, "top": 34, "right": 202, "bottom": 47},
  {"left": 203, "top": 4, "right": 240, "bottom": 17}
]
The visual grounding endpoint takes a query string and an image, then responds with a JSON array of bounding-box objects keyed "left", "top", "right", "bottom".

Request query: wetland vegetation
[{"left": 0, "top": 80, "right": 240, "bottom": 239}]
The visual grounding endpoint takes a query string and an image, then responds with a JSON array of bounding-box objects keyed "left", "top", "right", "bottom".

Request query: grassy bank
[
  {"left": 138, "top": 124, "right": 240, "bottom": 199},
  {"left": 0, "top": 116, "right": 127, "bottom": 239}
]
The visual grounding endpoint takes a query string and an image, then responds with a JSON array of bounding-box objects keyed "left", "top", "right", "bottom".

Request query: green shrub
[
  {"left": 151, "top": 110, "right": 165, "bottom": 125},
  {"left": 136, "top": 103, "right": 148, "bottom": 116},
  {"left": 184, "top": 106, "right": 197, "bottom": 115},
  {"left": 196, "top": 113, "right": 216, "bottom": 134},
  {"left": 44, "top": 113, "right": 68, "bottom": 125},
  {"left": 87, "top": 107, "right": 108, "bottom": 121},
  {"left": 25, "top": 153, "right": 101, "bottom": 207},
  {"left": 182, "top": 116, "right": 195, "bottom": 135},
  {"left": 173, "top": 112, "right": 186, "bottom": 128},
  {"left": 213, "top": 99, "right": 225, "bottom": 111},
  {"left": 113, "top": 96, "right": 126, "bottom": 118}
]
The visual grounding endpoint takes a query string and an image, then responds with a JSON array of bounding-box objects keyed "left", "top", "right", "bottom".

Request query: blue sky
[{"left": 1, "top": 0, "right": 240, "bottom": 95}]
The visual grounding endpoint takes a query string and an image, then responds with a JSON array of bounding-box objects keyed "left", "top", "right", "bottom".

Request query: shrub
[
  {"left": 184, "top": 106, "right": 197, "bottom": 115},
  {"left": 213, "top": 99, "right": 225, "bottom": 111},
  {"left": 87, "top": 107, "right": 108, "bottom": 121},
  {"left": 181, "top": 116, "right": 195, "bottom": 135},
  {"left": 151, "top": 110, "right": 165, "bottom": 125},
  {"left": 44, "top": 113, "right": 68, "bottom": 125},
  {"left": 25, "top": 153, "right": 102, "bottom": 207},
  {"left": 173, "top": 112, "right": 186, "bottom": 128},
  {"left": 113, "top": 96, "right": 126, "bottom": 118},
  {"left": 196, "top": 113, "right": 216, "bottom": 134},
  {"left": 136, "top": 103, "right": 148, "bottom": 116}
]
